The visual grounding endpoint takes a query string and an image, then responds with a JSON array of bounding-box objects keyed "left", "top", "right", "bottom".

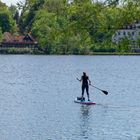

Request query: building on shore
[
  {"left": 112, "top": 20, "right": 140, "bottom": 52},
  {"left": 0, "top": 32, "right": 38, "bottom": 49}
]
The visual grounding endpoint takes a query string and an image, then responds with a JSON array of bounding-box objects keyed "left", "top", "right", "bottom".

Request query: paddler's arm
[
  {"left": 76, "top": 77, "right": 82, "bottom": 82},
  {"left": 88, "top": 77, "right": 91, "bottom": 85},
  {"left": 89, "top": 80, "right": 91, "bottom": 85}
]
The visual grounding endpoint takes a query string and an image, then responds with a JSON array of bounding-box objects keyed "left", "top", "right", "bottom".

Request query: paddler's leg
[
  {"left": 81, "top": 85, "right": 85, "bottom": 101},
  {"left": 86, "top": 85, "right": 90, "bottom": 101}
]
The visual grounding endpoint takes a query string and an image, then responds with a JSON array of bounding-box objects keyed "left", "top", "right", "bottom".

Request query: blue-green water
[{"left": 0, "top": 55, "right": 140, "bottom": 140}]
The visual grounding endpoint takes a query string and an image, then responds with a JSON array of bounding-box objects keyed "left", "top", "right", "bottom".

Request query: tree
[
  {"left": 19, "top": 0, "right": 45, "bottom": 33},
  {"left": 0, "top": 27, "right": 2, "bottom": 41},
  {"left": 18, "top": 0, "right": 140, "bottom": 54},
  {"left": 0, "top": 7, "right": 16, "bottom": 33}
]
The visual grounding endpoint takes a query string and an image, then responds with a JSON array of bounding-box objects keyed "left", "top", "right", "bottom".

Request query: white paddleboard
[{"left": 74, "top": 99, "right": 96, "bottom": 105}]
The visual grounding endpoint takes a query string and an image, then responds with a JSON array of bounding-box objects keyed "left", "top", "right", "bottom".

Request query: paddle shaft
[
  {"left": 76, "top": 78, "right": 108, "bottom": 95},
  {"left": 90, "top": 84, "right": 108, "bottom": 95},
  {"left": 90, "top": 84, "right": 102, "bottom": 91}
]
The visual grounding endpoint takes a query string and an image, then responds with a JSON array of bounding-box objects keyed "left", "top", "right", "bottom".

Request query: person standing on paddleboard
[{"left": 77, "top": 72, "right": 91, "bottom": 101}]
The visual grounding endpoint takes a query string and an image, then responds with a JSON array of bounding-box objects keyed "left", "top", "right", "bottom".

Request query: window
[{"left": 132, "top": 32, "right": 135, "bottom": 35}]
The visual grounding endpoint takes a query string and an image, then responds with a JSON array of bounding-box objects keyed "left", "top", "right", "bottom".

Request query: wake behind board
[{"left": 74, "top": 98, "right": 96, "bottom": 105}]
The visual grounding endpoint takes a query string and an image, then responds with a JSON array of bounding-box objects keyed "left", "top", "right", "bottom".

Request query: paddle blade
[{"left": 102, "top": 90, "right": 108, "bottom": 95}]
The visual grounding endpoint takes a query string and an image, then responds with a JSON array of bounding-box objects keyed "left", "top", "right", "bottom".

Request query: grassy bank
[
  {"left": 0, "top": 48, "right": 140, "bottom": 55},
  {"left": 0, "top": 48, "right": 42, "bottom": 54}
]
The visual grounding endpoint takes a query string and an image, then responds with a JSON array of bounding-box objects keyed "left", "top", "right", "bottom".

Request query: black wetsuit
[{"left": 81, "top": 75, "right": 89, "bottom": 97}]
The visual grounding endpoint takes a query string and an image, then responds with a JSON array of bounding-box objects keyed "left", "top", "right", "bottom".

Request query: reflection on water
[{"left": 80, "top": 105, "right": 92, "bottom": 139}]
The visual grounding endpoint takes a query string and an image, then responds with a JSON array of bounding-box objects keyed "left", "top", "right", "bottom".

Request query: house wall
[
  {"left": 112, "top": 21, "right": 140, "bottom": 44},
  {"left": 0, "top": 33, "right": 38, "bottom": 49}
]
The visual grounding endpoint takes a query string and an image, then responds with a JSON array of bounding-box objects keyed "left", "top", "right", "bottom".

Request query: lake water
[{"left": 0, "top": 55, "right": 140, "bottom": 140}]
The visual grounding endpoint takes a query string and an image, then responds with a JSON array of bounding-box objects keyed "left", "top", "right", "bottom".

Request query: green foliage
[
  {"left": 0, "top": 5, "right": 16, "bottom": 33},
  {"left": 9, "top": 5, "right": 17, "bottom": 17},
  {"left": 0, "top": 48, "right": 35, "bottom": 54},
  {"left": 19, "top": 0, "right": 45, "bottom": 33},
  {"left": 117, "top": 38, "right": 130, "bottom": 52},
  {"left": 17, "top": 0, "right": 140, "bottom": 54},
  {"left": 0, "top": 27, "right": 2, "bottom": 41}
]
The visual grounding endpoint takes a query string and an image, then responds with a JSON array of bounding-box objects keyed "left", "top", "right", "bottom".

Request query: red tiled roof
[
  {"left": 3, "top": 32, "right": 14, "bottom": 42},
  {"left": 15, "top": 36, "right": 24, "bottom": 42},
  {"left": 2, "top": 32, "right": 37, "bottom": 43}
]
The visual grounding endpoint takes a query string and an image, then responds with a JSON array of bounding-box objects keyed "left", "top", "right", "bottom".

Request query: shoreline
[
  {"left": 0, "top": 51, "right": 140, "bottom": 55},
  {"left": 0, "top": 47, "right": 140, "bottom": 55}
]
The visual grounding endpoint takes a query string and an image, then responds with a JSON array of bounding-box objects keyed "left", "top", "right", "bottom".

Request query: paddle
[
  {"left": 90, "top": 84, "right": 108, "bottom": 95},
  {"left": 76, "top": 77, "right": 108, "bottom": 95}
]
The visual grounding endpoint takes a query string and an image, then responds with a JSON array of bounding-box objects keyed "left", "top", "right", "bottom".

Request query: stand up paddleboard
[{"left": 74, "top": 97, "right": 96, "bottom": 105}]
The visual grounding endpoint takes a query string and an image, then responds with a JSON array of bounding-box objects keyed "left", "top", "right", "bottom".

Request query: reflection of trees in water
[
  {"left": 80, "top": 105, "right": 91, "bottom": 119},
  {"left": 79, "top": 105, "right": 92, "bottom": 139}
]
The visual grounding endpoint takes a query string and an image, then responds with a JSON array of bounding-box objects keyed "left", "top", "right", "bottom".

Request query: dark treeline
[{"left": 1, "top": 0, "right": 140, "bottom": 54}]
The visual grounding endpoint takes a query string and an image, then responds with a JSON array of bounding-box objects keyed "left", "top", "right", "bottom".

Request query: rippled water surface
[{"left": 0, "top": 55, "right": 140, "bottom": 140}]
